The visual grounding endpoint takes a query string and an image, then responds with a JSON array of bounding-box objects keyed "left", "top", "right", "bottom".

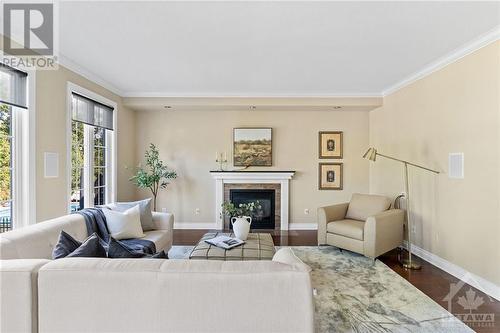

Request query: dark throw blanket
[{"left": 77, "top": 208, "right": 157, "bottom": 255}]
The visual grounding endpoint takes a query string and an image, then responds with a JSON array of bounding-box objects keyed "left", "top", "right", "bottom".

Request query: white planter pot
[{"left": 231, "top": 216, "right": 252, "bottom": 240}]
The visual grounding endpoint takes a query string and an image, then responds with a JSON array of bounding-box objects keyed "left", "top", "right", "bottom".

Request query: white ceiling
[{"left": 57, "top": 1, "right": 500, "bottom": 97}]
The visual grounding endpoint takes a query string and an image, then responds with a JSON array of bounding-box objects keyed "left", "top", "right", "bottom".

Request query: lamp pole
[
  {"left": 402, "top": 162, "right": 418, "bottom": 269},
  {"left": 363, "top": 148, "right": 439, "bottom": 270}
]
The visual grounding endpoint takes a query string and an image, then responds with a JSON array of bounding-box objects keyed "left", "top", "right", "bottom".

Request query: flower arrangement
[{"left": 221, "top": 200, "right": 262, "bottom": 218}]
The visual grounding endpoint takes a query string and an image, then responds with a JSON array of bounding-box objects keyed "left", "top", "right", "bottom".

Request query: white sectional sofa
[
  {"left": 0, "top": 211, "right": 173, "bottom": 333},
  {"left": 0, "top": 212, "right": 314, "bottom": 333}
]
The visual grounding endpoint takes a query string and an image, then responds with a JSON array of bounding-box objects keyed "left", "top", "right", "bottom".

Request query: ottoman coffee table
[{"left": 189, "top": 232, "right": 276, "bottom": 260}]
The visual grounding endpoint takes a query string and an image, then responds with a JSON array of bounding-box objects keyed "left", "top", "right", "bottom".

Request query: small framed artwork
[
  {"left": 319, "top": 163, "right": 343, "bottom": 190},
  {"left": 233, "top": 128, "right": 272, "bottom": 166},
  {"left": 319, "top": 131, "right": 343, "bottom": 159}
]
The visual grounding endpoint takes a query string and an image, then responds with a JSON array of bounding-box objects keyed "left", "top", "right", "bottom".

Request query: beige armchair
[{"left": 317, "top": 193, "right": 404, "bottom": 259}]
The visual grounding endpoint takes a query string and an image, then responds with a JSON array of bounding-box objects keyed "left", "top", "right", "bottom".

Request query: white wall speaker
[
  {"left": 44, "top": 152, "right": 59, "bottom": 178},
  {"left": 448, "top": 153, "right": 464, "bottom": 179}
]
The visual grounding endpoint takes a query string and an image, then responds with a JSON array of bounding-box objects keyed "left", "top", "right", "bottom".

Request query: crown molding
[
  {"left": 382, "top": 26, "right": 500, "bottom": 96},
  {"left": 57, "top": 53, "right": 125, "bottom": 97},
  {"left": 120, "top": 91, "right": 383, "bottom": 98},
  {"left": 122, "top": 95, "right": 383, "bottom": 112}
]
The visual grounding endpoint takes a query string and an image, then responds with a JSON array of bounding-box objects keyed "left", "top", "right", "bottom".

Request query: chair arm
[
  {"left": 1, "top": 259, "right": 50, "bottom": 333},
  {"left": 317, "top": 203, "right": 349, "bottom": 245},
  {"left": 152, "top": 211, "right": 174, "bottom": 232},
  {"left": 364, "top": 209, "right": 404, "bottom": 258}
]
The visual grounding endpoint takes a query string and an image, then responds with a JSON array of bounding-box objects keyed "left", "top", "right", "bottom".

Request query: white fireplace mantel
[{"left": 211, "top": 171, "right": 295, "bottom": 230}]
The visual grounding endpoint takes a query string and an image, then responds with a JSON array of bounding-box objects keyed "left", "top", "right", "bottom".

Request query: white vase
[{"left": 231, "top": 216, "right": 252, "bottom": 240}]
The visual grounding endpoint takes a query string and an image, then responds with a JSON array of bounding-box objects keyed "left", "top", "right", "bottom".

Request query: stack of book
[{"left": 205, "top": 235, "right": 245, "bottom": 249}]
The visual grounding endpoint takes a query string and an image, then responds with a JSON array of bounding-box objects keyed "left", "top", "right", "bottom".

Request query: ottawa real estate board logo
[
  {"left": 2, "top": 2, "right": 58, "bottom": 69},
  {"left": 443, "top": 273, "right": 496, "bottom": 329}
]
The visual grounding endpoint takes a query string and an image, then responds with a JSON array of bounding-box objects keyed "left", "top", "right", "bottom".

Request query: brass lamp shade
[{"left": 363, "top": 147, "right": 377, "bottom": 161}]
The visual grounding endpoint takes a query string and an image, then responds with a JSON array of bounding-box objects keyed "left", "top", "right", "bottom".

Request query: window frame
[
  {"left": 66, "top": 82, "right": 117, "bottom": 212},
  {"left": 0, "top": 60, "right": 36, "bottom": 229}
]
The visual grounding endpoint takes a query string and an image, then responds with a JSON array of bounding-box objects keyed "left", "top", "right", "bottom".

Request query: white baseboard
[
  {"left": 288, "top": 223, "right": 318, "bottom": 230},
  {"left": 174, "top": 222, "right": 318, "bottom": 230},
  {"left": 173, "top": 222, "right": 218, "bottom": 230},
  {"left": 402, "top": 241, "right": 500, "bottom": 301}
]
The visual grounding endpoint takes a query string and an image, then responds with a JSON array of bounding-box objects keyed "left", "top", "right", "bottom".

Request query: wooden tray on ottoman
[{"left": 189, "top": 232, "right": 276, "bottom": 261}]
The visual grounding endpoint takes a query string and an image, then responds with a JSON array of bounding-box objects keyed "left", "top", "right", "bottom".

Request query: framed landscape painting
[
  {"left": 233, "top": 128, "right": 272, "bottom": 166},
  {"left": 319, "top": 131, "right": 343, "bottom": 159},
  {"left": 319, "top": 163, "right": 343, "bottom": 190}
]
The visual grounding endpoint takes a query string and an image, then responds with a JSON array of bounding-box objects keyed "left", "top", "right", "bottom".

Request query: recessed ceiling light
[
  {"left": 333, "top": 106, "right": 342, "bottom": 109},
  {"left": 249, "top": 105, "right": 257, "bottom": 110},
  {"left": 164, "top": 105, "right": 172, "bottom": 109}
]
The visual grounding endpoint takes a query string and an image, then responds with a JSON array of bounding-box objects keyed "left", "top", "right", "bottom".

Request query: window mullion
[
  {"left": 83, "top": 124, "right": 94, "bottom": 208},
  {"left": 11, "top": 107, "right": 23, "bottom": 228},
  {"left": 105, "top": 129, "right": 112, "bottom": 204}
]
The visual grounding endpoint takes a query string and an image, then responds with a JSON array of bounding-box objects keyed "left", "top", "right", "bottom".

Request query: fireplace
[
  {"left": 229, "top": 189, "right": 276, "bottom": 229},
  {"left": 211, "top": 171, "right": 295, "bottom": 230}
]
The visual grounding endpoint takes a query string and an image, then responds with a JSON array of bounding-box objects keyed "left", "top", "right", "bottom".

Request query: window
[
  {"left": 0, "top": 104, "right": 13, "bottom": 232},
  {"left": 69, "top": 90, "right": 115, "bottom": 212},
  {"left": 0, "top": 64, "right": 28, "bottom": 232}
]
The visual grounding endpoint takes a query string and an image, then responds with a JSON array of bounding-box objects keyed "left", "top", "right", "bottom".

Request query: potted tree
[{"left": 130, "top": 143, "right": 177, "bottom": 211}]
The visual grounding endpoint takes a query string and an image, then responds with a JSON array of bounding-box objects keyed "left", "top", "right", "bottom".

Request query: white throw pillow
[{"left": 102, "top": 205, "right": 145, "bottom": 240}]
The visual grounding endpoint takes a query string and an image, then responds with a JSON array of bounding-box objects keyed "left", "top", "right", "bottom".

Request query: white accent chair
[{"left": 318, "top": 193, "right": 404, "bottom": 258}]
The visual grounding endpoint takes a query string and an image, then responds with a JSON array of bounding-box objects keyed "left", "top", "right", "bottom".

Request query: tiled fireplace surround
[
  {"left": 211, "top": 171, "right": 295, "bottom": 230},
  {"left": 223, "top": 184, "right": 281, "bottom": 230}
]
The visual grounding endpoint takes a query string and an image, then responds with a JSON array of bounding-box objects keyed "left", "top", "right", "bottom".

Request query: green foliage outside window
[
  {"left": 0, "top": 104, "right": 11, "bottom": 202},
  {"left": 71, "top": 121, "right": 84, "bottom": 193}
]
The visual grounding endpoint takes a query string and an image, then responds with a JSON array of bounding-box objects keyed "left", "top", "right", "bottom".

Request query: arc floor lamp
[{"left": 363, "top": 147, "right": 439, "bottom": 270}]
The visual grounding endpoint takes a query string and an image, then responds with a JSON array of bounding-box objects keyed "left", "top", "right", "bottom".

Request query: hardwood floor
[
  {"left": 173, "top": 229, "right": 499, "bottom": 333},
  {"left": 379, "top": 249, "right": 500, "bottom": 333}
]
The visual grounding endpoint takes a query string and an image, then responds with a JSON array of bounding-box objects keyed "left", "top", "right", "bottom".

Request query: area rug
[{"left": 168, "top": 245, "right": 472, "bottom": 333}]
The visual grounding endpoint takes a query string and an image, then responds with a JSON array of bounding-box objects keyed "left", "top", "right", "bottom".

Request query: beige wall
[
  {"left": 369, "top": 41, "right": 500, "bottom": 285},
  {"left": 134, "top": 110, "right": 370, "bottom": 226},
  {"left": 35, "top": 66, "right": 137, "bottom": 221},
  {"left": 7, "top": 32, "right": 498, "bottom": 290}
]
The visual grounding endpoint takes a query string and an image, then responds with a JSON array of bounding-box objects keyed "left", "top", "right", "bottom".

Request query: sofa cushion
[
  {"left": 108, "top": 198, "right": 154, "bottom": 231},
  {"left": 52, "top": 231, "right": 82, "bottom": 259},
  {"left": 272, "top": 248, "right": 311, "bottom": 272},
  {"left": 0, "top": 214, "right": 88, "bottom": 260},
  {"left": 1, "top": 259, "right": 51, "bottom": 333},
  {"left": 0, "top": 237, "right": 19, "bottom": 259},
  {"left": 67, "top": 233, "right": 107, "bottom": 258},
  {"left": 327, "top": 219, "right": 365, "bottom": 240},
  {"left": 102, "top": 205, "right": 145, "bottom": 240},
  {"left": 142, "top": 230, "right": 170, "bottom": 252},
  {"left": 345, "top": 193, "right": 391, "bottom": 221},
  {"left": 38, "top": 258, "right": 314, "bottom": 333}
]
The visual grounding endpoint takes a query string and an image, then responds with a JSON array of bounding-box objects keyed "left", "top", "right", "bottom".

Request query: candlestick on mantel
[{"left": 216, "top": 152, "right": 228, "bottom": 171}]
